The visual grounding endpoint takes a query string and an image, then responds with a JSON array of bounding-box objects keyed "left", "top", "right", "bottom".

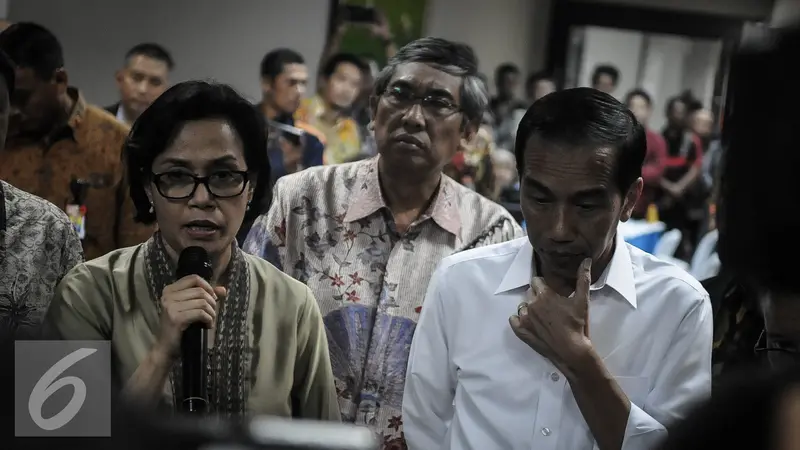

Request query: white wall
[
  {"left": 640, "top": 35, "right": 691, "bottom": 130},
  {"left": 575, "top": 0, "right": 773, "bottom": 19},
  {"left": 681, "top": 39, "right": 723, "bottom": 112},
  {"left": 8, "top": 0, "right": 333, "bottom": 106},
  {"left": 425, "top": 0, "right": 549, "bottom": 96},
  {"left": 577, "top": 26, "right": 644, "bottom": 100},
  {"left": 772, "top": 0, "right": 800, "bottom": 26}
]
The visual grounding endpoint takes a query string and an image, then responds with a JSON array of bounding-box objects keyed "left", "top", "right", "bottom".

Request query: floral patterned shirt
[
  {"left": 295, "top": 95, "right": 363, "bottom": 165},
  {"left": 244, "top": 156, "right": 523, "bottom": 448},
  {"left": 0, "top": 181, "right": 84, "bottom": 340}
]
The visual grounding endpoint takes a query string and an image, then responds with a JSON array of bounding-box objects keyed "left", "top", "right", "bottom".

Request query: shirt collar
[
  {"left": 343, "top": 155, "right": 462, "bottom": 236},
  {"left": 494, "top": 232, "right": 637, "bottom": 308},
  {"left": 115, "top": 103, "right": 129, "bottom": 124}
]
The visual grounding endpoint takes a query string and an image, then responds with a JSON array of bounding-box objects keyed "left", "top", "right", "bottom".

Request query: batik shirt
[
  {"left": 244, "top": 156, "right": 523, "bottom": 448},
  {"left": 0, "top": 181, "right": 83, "bottom": 340}
]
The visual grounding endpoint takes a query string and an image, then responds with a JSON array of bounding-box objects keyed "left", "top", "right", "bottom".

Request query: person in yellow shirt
[{"left": 296, "top": 53, "right": 368, "bottom": 164}]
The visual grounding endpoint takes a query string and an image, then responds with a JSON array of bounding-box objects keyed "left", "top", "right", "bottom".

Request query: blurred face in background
[
  {"left": 528, "top": 79, "right": 556, "bottom": 103},
  {"left": 627, "top": 94, "right": 652, "bottom": 127},
  {"left": 116, "top": 54, "right": 170, "bottom": 121},
  {"left": 323, "top": 61, "right": 362, "bottom": 111},
  {"left": 667, "top": 100, "right": 687, "bottom": 129},
  {"left": 498, "top": 71, "right": 519, "bottom": 98},
  {"left": 9, "top": 66, "right": 66, "bottom": 141},
  {"left": 691, "top": 109, "right": 714, "bottom": 138},
  {"left": 593, "top": 74, "right": 616, "bottom": 94},
  {"left": 263, "top": 63, "right": 307, "bottom": 115},
  {"left": 492, "top": 149, "right": 517, "bottom": 190}
]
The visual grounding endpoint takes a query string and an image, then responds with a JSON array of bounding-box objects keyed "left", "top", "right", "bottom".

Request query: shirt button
[
  {"left": 550, "top": 372, "right": 560, "bottom": 382},
  {"left": 541, "top": 427, "right": 551, "bottom": 436}
]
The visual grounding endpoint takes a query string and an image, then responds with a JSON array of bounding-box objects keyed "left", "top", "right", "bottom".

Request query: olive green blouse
[{"left": 42, "top": 244, "right": 341, "bottom": 421}]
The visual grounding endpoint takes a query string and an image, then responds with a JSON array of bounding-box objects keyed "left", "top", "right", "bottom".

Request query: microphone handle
[{"left": 180, "top": 322, "right": 208, "bottom": 414}]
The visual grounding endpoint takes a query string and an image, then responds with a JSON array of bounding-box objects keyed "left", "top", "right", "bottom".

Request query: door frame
[{"left": 546, "top": 1, "right": 763, "bottom": 122}]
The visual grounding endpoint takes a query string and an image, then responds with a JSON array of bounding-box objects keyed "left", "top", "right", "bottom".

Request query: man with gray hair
[{"left": 244, "top": 37, "right": 523, "bottom": 447}]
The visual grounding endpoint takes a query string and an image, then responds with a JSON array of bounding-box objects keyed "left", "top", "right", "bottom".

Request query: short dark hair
[
  {"left": 0, "top": 22, "right": 64, "bottom": 80},
  {"left": 260, "top": 48, "right": 304, "bottom": 80},
  {"left": 373, "top": 37, "right": 488, "bottom": 124},
  {"left": 680, "top": 90, "right": 703, "bottom": 113},
  {"left": 591, "top": 64, "right": 620, "bottom": 87},
  {"left": 717, "top": 23, "right": 800, "bottom": 293},
  {"left": 514, "top": 87, "right": 646, "bottom": 193},
  {"left": 125, "top": 81, "right": 271, "bottom": 224},
  {"left": 495, "top": 63, "right": 520, "bottom": 83},
  {"left": 625, "top": 88, "right": 652, "bottom": 107},
  {"left": 125, "top": 43, "right": 174, "bottom": 70},
  {"left": 320, "top": 53, "right": 368, "bottom": 79}
]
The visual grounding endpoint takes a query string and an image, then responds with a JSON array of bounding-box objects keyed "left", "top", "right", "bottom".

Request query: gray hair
[{"left": 373, "top": 37, "right": 488, "bottom": 125}]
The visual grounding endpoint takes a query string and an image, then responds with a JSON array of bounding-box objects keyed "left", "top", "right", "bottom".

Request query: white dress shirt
[{"left": 403, "top": 233, "right": 712, "bottom": 450}]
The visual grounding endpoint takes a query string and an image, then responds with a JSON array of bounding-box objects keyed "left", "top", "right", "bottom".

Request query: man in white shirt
[{"left": 403, "top": 87, "right": 712, "bottom": 450}]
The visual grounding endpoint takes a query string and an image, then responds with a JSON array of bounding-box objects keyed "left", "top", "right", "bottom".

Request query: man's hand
[{"left": 509, "top": 258, "right": 593, "bottom": 373}]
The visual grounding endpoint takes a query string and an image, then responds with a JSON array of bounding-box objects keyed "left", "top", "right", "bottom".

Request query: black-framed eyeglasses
[
  {"left": 754, "top": 329, "right": 800, "bottom": 367},
  {"left": 152, "top": 170, "right": 250, "bottom": 200},
  {"left": 381, "top": 85, "right": 461, "bottom": 118}
]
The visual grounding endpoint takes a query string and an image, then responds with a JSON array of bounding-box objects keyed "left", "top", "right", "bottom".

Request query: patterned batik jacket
[
  {"left": 0, "top": 181, "right": 83, "bottom": 340},
  {"left": 244, "top": 156, "right": 523, "bottom": 448}
]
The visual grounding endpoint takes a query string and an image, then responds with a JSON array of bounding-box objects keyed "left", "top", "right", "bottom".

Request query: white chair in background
[
  {"left": 654, "top": 228, "right": 682, "bottom": 258},
  {"left": 694, "top": 253, "right": 721, "bottom": 281},
  {"left": 660, "top": 255, "right": 691, "bottom": 271},
  {"left": 690, "top": 229, "right": 719, "bottom": 279}
]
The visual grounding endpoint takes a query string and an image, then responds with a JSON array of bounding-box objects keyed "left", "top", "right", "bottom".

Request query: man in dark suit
[{"left": 106, "top": 43, "right": 173, "bottom": 125}]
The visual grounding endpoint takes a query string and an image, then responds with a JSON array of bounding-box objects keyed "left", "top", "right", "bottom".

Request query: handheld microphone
[{"left": 176, "top": 246, "right": 213, "bottom": 415}]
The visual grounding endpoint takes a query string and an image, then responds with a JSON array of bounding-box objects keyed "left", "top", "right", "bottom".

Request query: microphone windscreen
[{"left": 176, "top": 246, "right": 213, "bottom": 281}]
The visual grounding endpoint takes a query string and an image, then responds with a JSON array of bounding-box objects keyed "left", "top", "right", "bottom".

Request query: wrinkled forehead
[
  {"left": 389, "top": 62, "right": 462, "bottom": 100},
  {"left": 522, "top": 134, "right": 617, "bottom": 191}
]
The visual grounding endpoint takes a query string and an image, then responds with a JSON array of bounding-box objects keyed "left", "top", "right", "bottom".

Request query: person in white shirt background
[{"left": 403, "top": 87, "right": 713, "bottom": 450}]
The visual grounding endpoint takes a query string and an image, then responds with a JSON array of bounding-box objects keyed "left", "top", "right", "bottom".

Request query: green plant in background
[{"left": 338, "top": 0, "right": 428, "bottom": 68}]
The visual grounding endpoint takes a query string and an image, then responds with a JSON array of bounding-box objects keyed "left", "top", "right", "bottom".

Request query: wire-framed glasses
[
  {"left": 382, "top": 84, "right": 461, "bottom": 118},
  {"left": 754, "top": 329, "right": 800, "bottom": 368}
]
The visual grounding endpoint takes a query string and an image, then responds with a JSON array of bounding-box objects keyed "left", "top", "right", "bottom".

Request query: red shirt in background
[{"left": 634, "top": 129, "right": 668, "bottom": 217}]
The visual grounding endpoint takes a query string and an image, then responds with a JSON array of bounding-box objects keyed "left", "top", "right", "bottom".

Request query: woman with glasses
[
  {"left": 42, "top": 81, "right": 340, "bottom": 420},
  {"left": 705, "top": 23, "right": 800, "bottom": 382}
]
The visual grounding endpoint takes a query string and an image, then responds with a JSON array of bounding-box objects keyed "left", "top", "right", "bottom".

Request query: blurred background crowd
[{"left": 0, "top": 0, "right": 782, "bottom": 268}]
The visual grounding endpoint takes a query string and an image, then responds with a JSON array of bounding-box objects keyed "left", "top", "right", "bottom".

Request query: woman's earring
[
  {"left": 367, "top": 121, "right": 375, "bottom": 131},
  {"left": 148, "top": 202, "right": 154, "bottom": 214},
  {"left": 246, "top": 201, "right": 251, "bottom": 211}
]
